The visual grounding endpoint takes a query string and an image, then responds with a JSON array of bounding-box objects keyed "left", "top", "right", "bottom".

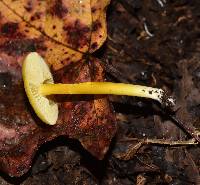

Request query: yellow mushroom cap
[{"left": 22, "top": 52, "right": 58, "bottom": 125}]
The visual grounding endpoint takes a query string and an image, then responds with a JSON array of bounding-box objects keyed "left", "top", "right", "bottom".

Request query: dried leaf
[
  {"left": 0, "top": 0, "right": 109, "bottom": 70},
  {"left": 0, "top": 0, "right": 117, "bottom": 177}
]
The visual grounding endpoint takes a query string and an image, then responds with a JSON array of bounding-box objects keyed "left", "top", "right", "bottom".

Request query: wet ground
[{"left": 1, "top": 0, "right": 200, "bottom": 184}]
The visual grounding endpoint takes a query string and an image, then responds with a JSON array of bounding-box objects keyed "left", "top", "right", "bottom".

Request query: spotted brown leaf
[{"left": 0, "top": 0, "right": 117, "bottom": 176}]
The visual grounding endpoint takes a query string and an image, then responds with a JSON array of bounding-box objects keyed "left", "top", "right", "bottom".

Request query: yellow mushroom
[{"left": 22, "top": 52, "right": 175, "bottom": 125}]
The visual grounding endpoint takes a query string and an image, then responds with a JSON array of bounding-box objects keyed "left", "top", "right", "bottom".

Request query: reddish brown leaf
[{"left": 0, "top": 0, "right": 117, "bottom": 177}]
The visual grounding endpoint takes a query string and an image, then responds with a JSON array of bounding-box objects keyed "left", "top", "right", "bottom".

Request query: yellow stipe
[{"left": 40, "top": 82, "right": 164, "bottom": 103}]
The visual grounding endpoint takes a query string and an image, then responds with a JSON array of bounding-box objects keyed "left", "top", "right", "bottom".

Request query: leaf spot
[
  {"left": 1, "top": 22, "right": 19, "bottom": 36},
  {"left": 47, "top": 0, "right": 68, "bottom": 18},
  {"left": 63, "top": 20, "right": 90, "bottom": 49}
]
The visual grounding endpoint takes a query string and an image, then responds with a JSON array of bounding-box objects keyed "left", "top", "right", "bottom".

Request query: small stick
[
  {"left": 169, "top": 115, "right": 200, "bottom": 143},
  {"left": 119, "top": 138, "right": 198, "bottom": 146}
]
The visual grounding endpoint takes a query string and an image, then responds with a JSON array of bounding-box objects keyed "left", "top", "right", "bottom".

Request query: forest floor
[{"left": 1, "top": 0, "right": 200, "bottom": 184}]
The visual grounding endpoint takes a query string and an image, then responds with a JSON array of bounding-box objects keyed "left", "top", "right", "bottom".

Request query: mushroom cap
[{"left": 22, "top": 52, "right": 58, "bottom": 125}]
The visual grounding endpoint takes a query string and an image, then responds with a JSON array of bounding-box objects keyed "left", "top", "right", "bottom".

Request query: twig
[
  {"left": 169, "top": 115, "right": 200, "bottom": 143},
  {"left": 102, "top": 60, "right": 132, "bottom": 83},
  {"left": 120, "top": 138, "right": 198, "bottom": 146},
  {"left": 107, "top": 45, "right": 119, "bottom": 53}
]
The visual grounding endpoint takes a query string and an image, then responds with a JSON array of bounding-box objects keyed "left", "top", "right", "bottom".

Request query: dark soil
[{"left": 1, "top": 0, "right": 200, "bottom": 184}]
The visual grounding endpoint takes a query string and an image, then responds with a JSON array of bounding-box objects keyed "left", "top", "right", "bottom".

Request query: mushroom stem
[{"left": 40, "top": 82, "right": 174, "bottom": 106}]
